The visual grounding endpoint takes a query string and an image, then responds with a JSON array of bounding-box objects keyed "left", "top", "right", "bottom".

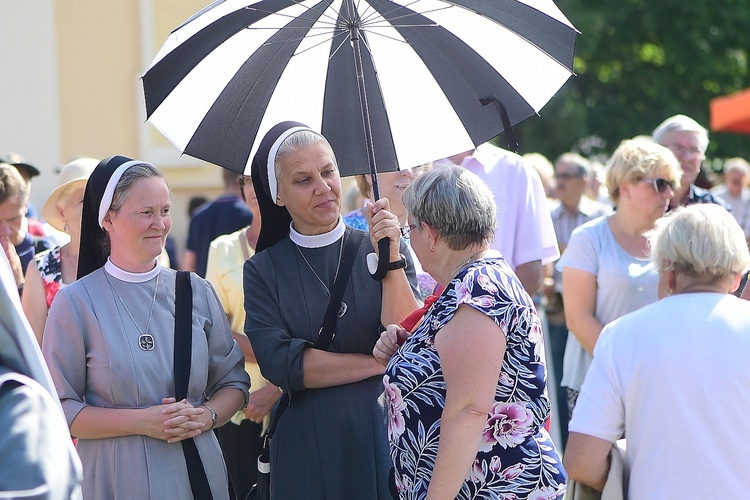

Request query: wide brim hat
[{"left": 42, "top": 158, "right": 98, "bottom": 232}]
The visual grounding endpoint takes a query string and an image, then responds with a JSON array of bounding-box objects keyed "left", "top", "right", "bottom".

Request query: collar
[
  {"left": 289, "top": 216, "right": 345, "bottom": 248},
  {"left": 105, "top": 258, "right": 161, "bottom": 283}
]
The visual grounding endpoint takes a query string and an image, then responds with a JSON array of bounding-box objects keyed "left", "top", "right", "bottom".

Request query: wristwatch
[
  {"left": 202, "top": 403, "right": 218, "bottom": 430},
  {"left": 388, "top": 254, "right": 408, "bottom": 271}
]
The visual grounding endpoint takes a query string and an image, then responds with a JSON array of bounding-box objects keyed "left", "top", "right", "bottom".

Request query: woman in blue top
[{"left": 372, "top": 163, "right": 566, "bottom": 499}]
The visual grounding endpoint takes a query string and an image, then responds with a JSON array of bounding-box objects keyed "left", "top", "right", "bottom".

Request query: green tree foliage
[{"left": 510, "top": 0, "right": 750, "bottom": 171}]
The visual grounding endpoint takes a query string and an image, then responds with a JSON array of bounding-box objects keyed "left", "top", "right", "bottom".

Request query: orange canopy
[{"left": 710, "top": 88, "right": 750, "bottom": 134}]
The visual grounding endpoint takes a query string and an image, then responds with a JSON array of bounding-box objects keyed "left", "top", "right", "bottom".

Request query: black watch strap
[{"left": 388, "top": 254, "right": 407, "bottom": 271}]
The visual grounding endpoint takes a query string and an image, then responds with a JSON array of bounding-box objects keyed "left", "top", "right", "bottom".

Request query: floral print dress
[
  {"left": 34, "top": 246, "right": 64, "bottom": 307},
  {"left": 384, "top": 255, "right": 566, "bottom": 499}
]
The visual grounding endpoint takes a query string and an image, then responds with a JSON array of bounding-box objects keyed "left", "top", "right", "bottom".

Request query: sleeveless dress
[
  {"left": 384, "top": 254, "right": 566, "bottom": 499},
  {"left": 33, "top": 246, "right": 63, "bottom": 307}
]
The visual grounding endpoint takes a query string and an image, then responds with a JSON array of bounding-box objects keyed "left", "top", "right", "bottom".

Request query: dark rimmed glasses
[
  {"left": 238, "top": 175, "right": 249, "bottom": 187},
  {"left": 641, "top": 178, "right": 676, "bottom": 194},
  {"left": 400, "top": 224, "right": 418, "bottom": 237}
]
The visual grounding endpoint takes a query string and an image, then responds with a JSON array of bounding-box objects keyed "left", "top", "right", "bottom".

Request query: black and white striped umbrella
[{"left": 142, "top": 0, "right": 578, "bottom": 177}]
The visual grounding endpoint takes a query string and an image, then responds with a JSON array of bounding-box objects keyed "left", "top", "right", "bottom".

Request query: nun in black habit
[{"left": 243, "top": 122, "right": 418, "bottom": 499}]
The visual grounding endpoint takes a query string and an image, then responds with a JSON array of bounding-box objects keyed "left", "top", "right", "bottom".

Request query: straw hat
[{"left": 42, "top": 158, "right": 98, "bottom": 232}]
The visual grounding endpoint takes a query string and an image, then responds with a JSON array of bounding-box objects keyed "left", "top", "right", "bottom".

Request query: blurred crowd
[{"left": 3, "top": 112, "right": 750, "bottom": 499}]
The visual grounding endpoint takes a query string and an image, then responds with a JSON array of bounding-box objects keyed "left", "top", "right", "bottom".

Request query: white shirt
[
  {"left": 570, "top": 292, "right": 750, "bottom": 499},
  {"left": 457, "top": 144, "right": 559, "bottom": 268},
  {"left": 710, "top": 184, "right": 750, "bottom": 237}
]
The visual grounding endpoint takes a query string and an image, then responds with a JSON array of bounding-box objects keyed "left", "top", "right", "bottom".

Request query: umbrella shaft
[{"left": 347, "top": 4, "right": 381, "bottom": 200}]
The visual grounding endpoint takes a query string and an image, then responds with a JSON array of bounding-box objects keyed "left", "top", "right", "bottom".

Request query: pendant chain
[
  {"left": 105, "top": 272, "right": 160, "bottom": 336},
  {"left": 295, "top": 236, "right": 345, "bottom": 298}
]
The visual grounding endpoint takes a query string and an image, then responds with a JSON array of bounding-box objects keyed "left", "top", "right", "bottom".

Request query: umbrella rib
[
  {"left": 328, "top": 31, "right": 352, "bottom": 60},
  {"left": 359, "top": 0, "right": 450, "bottom": 25},
  {"left": 243, "top": 2, "right": 339, "bottom": 28}
]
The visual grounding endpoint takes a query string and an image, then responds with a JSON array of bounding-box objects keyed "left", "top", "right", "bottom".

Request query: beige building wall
[
  {"left": 1, "top": 0, "right": 225, "bottom": 264},
  {"left": 1, "top": 0, "right": 363, "bottom": 265}
]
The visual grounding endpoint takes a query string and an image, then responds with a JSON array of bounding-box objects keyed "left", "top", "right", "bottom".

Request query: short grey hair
[
  {"left": 723, "top": 157, "right": 750, "bottom": 176},
  {"left": 0, "top": 163, "right": 29, "bottom": 206},
  {"left": 403, "top": 162, "right": 496, "bottom": 251},
  {"left": 652, "top": 114, "right": 709, "bottom": 152},
  {"left": 274, "top": 130, "right": 337, "bottom": 186},
  {"left": 650, "top": 204, "right": 749, "bottom": 281},
  {"left": 555, "top": 152, "right": 591, "bottom": 178}
]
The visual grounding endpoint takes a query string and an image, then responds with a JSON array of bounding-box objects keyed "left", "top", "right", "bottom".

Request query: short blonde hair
[
  {"left": 650, "top": 204, "right": 749, "bottom": 281},
  {"left": 605, "top": 138, "right": 682, "bottom": 204}
]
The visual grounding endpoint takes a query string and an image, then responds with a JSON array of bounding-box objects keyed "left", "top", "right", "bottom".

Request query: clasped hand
[
  {"left": 373, "top": 324, "right": 410, "bottom": 366},
  {"left": 144, "top": 397, "right": 207, "bottom": 444}
]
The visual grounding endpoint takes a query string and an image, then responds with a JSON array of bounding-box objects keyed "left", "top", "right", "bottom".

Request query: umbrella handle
[{"left": 370, "top": 238, "right": 390, "bottom": 281}]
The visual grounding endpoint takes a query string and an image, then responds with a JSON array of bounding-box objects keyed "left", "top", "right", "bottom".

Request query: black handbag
[{"left": 247, "top": 232, "right": 361, "bottom": 500}]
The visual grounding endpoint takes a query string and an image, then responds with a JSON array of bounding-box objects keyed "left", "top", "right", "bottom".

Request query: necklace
[
  {"left": 295, "top": 235, "right": 348, "bottom": 318},
  {"left": 451, "top": 250, "right": 486, "bottom": 279},
  {"left": 106, "top": 272, "right": 160, "bottom": 351}
]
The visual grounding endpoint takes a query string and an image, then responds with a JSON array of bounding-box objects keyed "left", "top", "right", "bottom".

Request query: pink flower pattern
[
  {"left": 383, "top": 375, "right": 406, "bottom": 442},
  {"left": 480, "top": 402, "right": 535, "bottom": 451},
  {"left": 384, "top": 255, "right": 566, "bottom": 498}
]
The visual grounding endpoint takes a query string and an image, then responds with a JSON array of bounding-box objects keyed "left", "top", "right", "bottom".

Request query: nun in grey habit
[
  {"left": 244, "top": 122, "right": 418, "bottom": 499},
  {"left": 42, "top": 156, "right": 249, "bottom": 499}
]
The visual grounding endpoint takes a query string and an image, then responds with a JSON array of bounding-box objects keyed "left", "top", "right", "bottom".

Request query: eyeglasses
[
  {"left": 666, "top": 144, "right": 704, "bottom": 157},
  {"left": 238, "top": 175, "right": 249, "bottom": 187},
  {"left": 554, "top": 172, "right": 583, "bottom": 180},
  {"left": 641, "top": 178, "right": 676, "bottom": 194},
  {"left": 399, "top": 224, "right": 418, "bottom": 237}
]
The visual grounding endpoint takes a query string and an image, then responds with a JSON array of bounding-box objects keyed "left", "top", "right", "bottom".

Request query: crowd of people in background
[{"left": 3, "top": 112, "right": 750, "bottom": 498}]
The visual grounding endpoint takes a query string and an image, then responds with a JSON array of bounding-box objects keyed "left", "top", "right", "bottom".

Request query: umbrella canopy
[
  {"left": 142, "top": 0, "right": 578, "bottom": 177},
  {"left": 710, "top": 88, "right": 750, "bottom": 135}
]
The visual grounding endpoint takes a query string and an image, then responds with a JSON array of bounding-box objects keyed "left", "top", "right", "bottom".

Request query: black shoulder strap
[
  {"left": 268, "top": 231, "right": 364, "bottom": 441},
  {"left": 174, "top": 270, "right": 192, "bottom": 401},
  {"left": 315, "top": 230, "right": 361, "bottom": 351},
  {"left": 174, "top": 271, "right": 213, "bottom": 500}
]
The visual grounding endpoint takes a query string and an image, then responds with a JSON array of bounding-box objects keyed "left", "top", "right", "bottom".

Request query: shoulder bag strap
[
  {"left": 174, "top": 271, "right": 213, "bottom": 500},
  {"left": 267, "top": 231, "right": 363, "bottom": 440},
  {"left": 315, "top": 230, "right": 361, "bottom": 351}
]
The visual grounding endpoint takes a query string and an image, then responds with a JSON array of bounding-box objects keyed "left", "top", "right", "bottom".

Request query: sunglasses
[{"left": 641, "top": 178, "right": 676, "bottom": 194}]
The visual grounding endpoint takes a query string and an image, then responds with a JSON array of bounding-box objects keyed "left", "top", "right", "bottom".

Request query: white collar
[
  {"left": 105, "top": 258, "right": 161, "bottom": 283},
  {"left": 289, "top": 216, "right": 345, "bottom": 248}
]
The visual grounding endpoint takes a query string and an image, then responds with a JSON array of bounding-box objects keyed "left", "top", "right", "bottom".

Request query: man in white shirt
[{"left": 447, "top": 144, "right": 559, "bottom": 295}]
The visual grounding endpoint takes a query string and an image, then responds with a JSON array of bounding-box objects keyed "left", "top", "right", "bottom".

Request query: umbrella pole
[{"left": 349, "top": 15, "right": 390, "bottom": 281}]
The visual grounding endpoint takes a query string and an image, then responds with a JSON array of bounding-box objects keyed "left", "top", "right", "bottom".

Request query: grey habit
[
  {"left": 43, "top": 266, "right": 249, "bottom": 500},
  {"left": 244, "top": 227, "right": 417, "bottom": 499}
]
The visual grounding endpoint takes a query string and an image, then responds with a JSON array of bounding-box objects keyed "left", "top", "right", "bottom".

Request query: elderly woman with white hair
[
  {"left": 372, "top": 163, "right": 566, "bottom": 499},
  {"left": 564, "top": 203, "right": 750, "bottom": 498}
]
